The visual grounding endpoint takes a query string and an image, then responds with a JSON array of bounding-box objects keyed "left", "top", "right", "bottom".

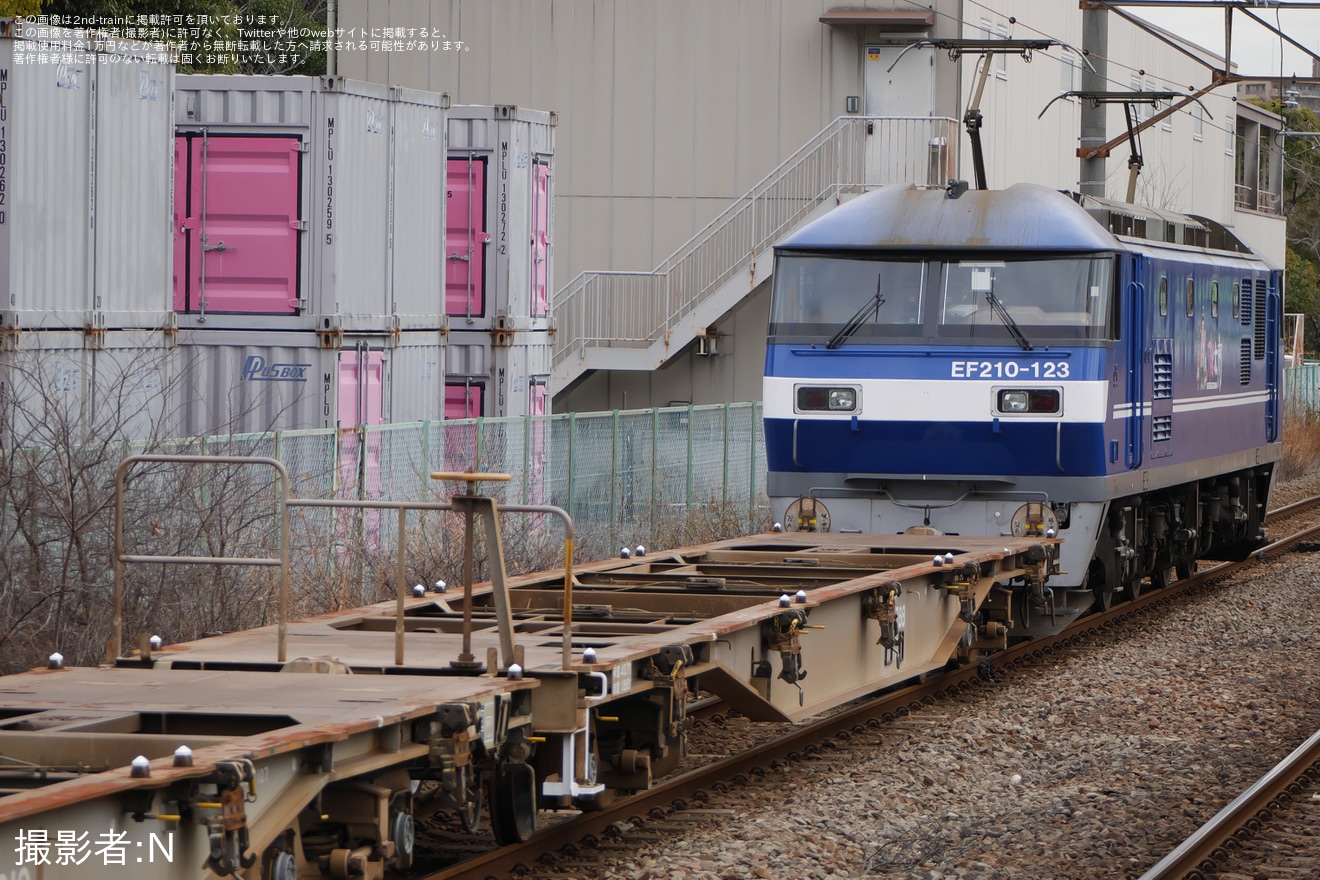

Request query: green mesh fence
[{"left": 168, "top": 402, "right": 768, "bottom": 566}]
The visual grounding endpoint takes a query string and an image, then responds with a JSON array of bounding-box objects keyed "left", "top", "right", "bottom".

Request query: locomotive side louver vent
[
  {"left": 1241, "top": 279, "right": 1254, "bottom": 327},
  {"left": 1134, "top": 218, "right": 1147, "bottom": 238},
  {"left": 1152, "top": 352, "right": 1173, "bottom": 399},
  {"left": 1183, "top": 227, "right": 1208, "bottom": 248},
  {"left": 1240, "top": 338, "right": 1252, "bottom": 384},
  {"left": 1152, "top": 414, "right": 1172, "bottom": 441},
  {"left": 1254, "top": 279, "right": 1267, "bottom": 359}
]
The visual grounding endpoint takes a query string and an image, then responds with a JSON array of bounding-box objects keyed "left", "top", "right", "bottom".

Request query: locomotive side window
[
  {"left": 1232, "top": 281, "right": 1241, "bottom": 318},
  {"left": 1158, "top": 275, "right": 1168, "bottom": 316},
  {"left": 1185, "top": 278, "right": 1195, "bottom": 317},
  {"left": 1211, "top": 280, "right": 1219, "bottom": 318}
]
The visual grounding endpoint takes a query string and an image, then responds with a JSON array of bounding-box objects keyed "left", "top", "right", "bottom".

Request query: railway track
[
  {"left": 1139, "top": 728, "right": 1320, "bottom": 880},
  {"left": 423, "top": 494, "right": 1320, "bottom": 880}
]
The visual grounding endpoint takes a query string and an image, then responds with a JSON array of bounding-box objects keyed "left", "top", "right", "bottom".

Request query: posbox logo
[{"left": 242, "top": 356, "right": 311, "bottom": 382}]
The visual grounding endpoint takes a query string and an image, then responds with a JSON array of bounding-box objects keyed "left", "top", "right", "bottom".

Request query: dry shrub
[{"left": 1281, "top": 407, "right": 1320, "bottom": 481}]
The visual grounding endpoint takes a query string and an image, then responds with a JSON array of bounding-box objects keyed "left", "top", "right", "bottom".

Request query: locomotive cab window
[
  {"left": 769, "top": 254, "right": 926, "bottom": 341},
  {"left": 770, "top": 252, "right": 1116, "bottom": 344},
  {"left": 937, "top": 254, "right": 1116, "bottom": 342}
]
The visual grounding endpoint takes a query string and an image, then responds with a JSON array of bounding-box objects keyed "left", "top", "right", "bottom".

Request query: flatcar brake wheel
[{"left": 488, "top": 763, "right": 537, "bottom": 845}]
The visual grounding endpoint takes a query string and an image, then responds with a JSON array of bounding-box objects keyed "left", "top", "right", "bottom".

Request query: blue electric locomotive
[{"left": 764, "top": 183, "right": 1282, "bottom": 631}]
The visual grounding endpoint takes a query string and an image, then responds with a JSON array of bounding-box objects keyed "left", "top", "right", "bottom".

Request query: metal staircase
[{"left": 550, "top": 115, "right": 960, "bottom": 390}]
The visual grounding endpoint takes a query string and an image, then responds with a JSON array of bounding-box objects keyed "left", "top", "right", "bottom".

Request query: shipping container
[
  {"left": 173, "top": 329, "right": 446, "bottom": 436},
  {"left": 173, "top": 76, "right": 448, "bottom": 332},
  {"left": 447, "top": 105, "right": 555, "bottom": 330},
  {"left": 445, "top": 328, "right": 551, "bottom": 419},
  {"left": 0, "top": 328, "right": 175, "bottom": 446},
  {"left": 0, "top": 21, "right": 175, "bottom": 331}
]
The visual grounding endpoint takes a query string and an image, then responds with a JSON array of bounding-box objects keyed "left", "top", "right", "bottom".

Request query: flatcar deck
[{"left": 0, "top": 467, "right": 1061, "bottom": 880}]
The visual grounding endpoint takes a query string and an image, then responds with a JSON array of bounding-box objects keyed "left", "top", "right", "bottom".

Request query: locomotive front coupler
[{"left": 1023, "top": 545, "right": 1057, "bottom": 626}]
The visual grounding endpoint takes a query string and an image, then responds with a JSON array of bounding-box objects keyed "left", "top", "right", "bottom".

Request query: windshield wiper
[
  {"left": 826, "top": 277, "right": 885, "bottom": 349},
  {"left": 984, "top": 290, "right": 1033, "bottom": 351}
]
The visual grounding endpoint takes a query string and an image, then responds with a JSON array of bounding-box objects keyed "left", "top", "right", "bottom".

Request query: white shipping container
[
  {"left": 173, "top": 76, "right": 448, "bottom": 332},
  {"left": 173, "top": 329, "right": 446, "bottom": 437},
  {"left": 445, "top": 329, "right": 551, "bottom": 419},
  {"left": 0, "top": 22, "right": 175, "bottom": 331},
  {"left": 447, "top": 105, "right": 555, "bottom": 331},
  {"left": 0, "top": 328, "right": 175, "bottom": 446}
]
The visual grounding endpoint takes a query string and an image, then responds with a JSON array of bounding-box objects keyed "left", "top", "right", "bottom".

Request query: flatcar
[
  {"left": 0, "top": 456, "right": 1062, "bottom": 880},
  {"left": 764, "top": 182, "right": 1282, "bottom": 631}
]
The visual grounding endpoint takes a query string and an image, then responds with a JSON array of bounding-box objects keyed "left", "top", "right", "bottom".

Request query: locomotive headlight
[
  {"left": 1000, "top": 391, "right": 1030, "bottom": 413},
  {"left": 828, "top": 388, "right": 856, "bottom": 411},
  {"left": 996, "top": 389, "right": 1061, "bottom": 415},
  {"left": 795, "top": 386, "right": 858, "bottom": 412}
]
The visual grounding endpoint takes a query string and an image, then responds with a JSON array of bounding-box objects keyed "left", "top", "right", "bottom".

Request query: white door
[
  {"left": 864, "top": 44, "right": 934, "bottom": 117},
  {"left": 863, "top": 44, "right": 939, "bottom": 185}
]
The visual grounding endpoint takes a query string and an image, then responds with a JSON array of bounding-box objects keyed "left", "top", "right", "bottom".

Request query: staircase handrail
[{"left": 552, "top": 115, "right": 959, "bottom": 365}]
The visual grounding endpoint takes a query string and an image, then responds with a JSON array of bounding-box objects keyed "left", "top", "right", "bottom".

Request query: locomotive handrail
[{"left": 1125, "top": 278, "right": 1146, "bottom": 470}]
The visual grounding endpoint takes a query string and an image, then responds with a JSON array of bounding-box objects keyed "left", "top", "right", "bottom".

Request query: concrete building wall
[
  {"left": 338, "top": 0, "right": 971, "bottom": 289},
  {"left": 339, "top": 1, "right": 1284, "bottom": 414}
]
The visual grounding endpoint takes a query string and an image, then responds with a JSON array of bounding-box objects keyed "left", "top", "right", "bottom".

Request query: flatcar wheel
[{"left": 488, "top": 763, "right": 537, "bottom": 845}]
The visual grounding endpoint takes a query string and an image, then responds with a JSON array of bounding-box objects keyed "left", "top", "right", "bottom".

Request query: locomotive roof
[{"left": 778, "top": 182, "right": 1122, "bottom": 252}]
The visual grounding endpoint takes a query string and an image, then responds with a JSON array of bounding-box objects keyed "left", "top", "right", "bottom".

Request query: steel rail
[{"left": 1139, "top": 729, "right": 1320, "bottom": 880}]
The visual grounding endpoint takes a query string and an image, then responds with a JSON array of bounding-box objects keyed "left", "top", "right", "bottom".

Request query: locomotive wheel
[
  {"left": 1176, "top": 561, "right": 1194, "bottom": 580},
  {"left": 1150, "top": 564, "right": 1175, "bottom": 590},
  {"left": 488, "top": 763, "right": 537, "bottom": 845},
  {"left": 1088, "top": 560, "right": 1116, "bottom": 611},
  {"left": 1128, "top": 574, "right": 1145, "bottom": 600}
]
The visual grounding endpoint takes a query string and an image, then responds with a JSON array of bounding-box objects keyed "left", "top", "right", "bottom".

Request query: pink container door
[
  {"left": 337, "top": 350, "right": 386, "bottom": 551},
  {"left": 173, "top": 137, "right": 190, "bottom": 311},
  {"left": 532, "top": 162, "right": 550, "bottom": 317},
  {"left": 443, "top": 383, "right": 483, "bottom": 473},
  {"left": 529, "top": 379, "right": 548, "bottom": 506},
  {"left": 444, "top": 382, "right": 483, "bottom": 419},
  {"left": 181, "top": 136, "right": 301, "bottom": 314},
  {"left": 446, "top": 156, "right": 487, "bottom": 317},
  {"left": 338, "top": 349, "right": 385, "bottom": 427}
]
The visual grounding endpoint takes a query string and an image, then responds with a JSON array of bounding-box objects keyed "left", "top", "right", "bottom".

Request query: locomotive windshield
[{"left": 770, "top": 253, "right": 1116, "bottom": 343}]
